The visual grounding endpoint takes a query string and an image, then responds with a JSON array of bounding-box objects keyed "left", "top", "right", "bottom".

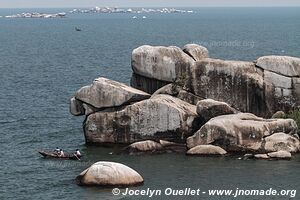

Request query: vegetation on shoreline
[{"left": 285, "top": 109, "right": 300, "bottom": 134}]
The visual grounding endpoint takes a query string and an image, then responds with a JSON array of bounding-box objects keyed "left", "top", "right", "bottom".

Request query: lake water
[{"left": 0, "top": 7, "right": 300, "bottom": 200}]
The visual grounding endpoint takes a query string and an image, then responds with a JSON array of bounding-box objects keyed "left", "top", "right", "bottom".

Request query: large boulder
[
  {"left": 256, "top": 56, "right": 300, "bottom": 77},
  {"left": 131, "top": 45, "right": 195, "bottom": 93},
  {"left": 74, "top": 77, "right": 150, "bottom": 110},
  {"left": 84, "top": 94, "right": 201, "bottom": 144},
  {"left": 186, "top": 58, "right": 269, "bottom": 117},
  {"left": 182, "top": 44, "right": 209, "bottom": 61},
  {"left": 131, "top": 45, "right": 194, "bottom": 82},
  {"left": 196, "top": 99, "right": 236, "bottom": 121},
  {"left": 186, "top": 145, "right": 227, "bottom": 156},
  {"left": 187, "top": 113, "right": 298, "bottom": 153},
  {"left": 264, "top": 133, "right": 300, "bottom": 153},
  {"left": 76, "top": 161, "right": 143, "bottom": 186}
]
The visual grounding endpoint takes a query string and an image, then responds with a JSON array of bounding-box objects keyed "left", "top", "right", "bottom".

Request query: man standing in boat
[{"left": 59, "top": 149, "right": 65, "bottom": 157}]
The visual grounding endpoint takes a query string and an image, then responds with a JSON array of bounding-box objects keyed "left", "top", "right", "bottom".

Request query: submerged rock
[
  {"left": 124, "top": 140, "right": 164, "bottom": 153},
  {"left": 159, "top": 140, "right": 187, "bottom": 153},
  {"left": 196, "top": 99, "right": 236, "bottom": 121},
  {"left": 267, "top": 151, "right": 292, "bottom": 159},
  {"left": 186, "top": 145, "right": 227, "bottom": 156},
  {"left": 84, "top": 94, "right": 201, "bottom": 144},
  {"left": 123, "top": 140, "right": 186, "bottom": 154},
  {"left": 182, "top": 44, "right": 209, "bottom": 61},
  {"left": 75, "top": 77, "right": 150, "bottom": 110},
  {"left": 187, "top": 113, "right": 298, "bottom": 153},
  {"left": 254, "top": 154, "right": 270, "bottom": 159},
  {"left": 76, "top": 161, "right": 143, "bottom": 186}
]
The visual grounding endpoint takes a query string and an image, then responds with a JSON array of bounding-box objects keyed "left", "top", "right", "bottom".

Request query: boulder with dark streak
[
  {"left": 131, "top": 45, "right": 195, "bottom": 93},
  {"left": 182, "top": 44, "right": 209, "bottom": 61}
]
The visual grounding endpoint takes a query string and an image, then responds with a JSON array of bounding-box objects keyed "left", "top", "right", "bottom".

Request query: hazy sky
[{"left": 1, "top": 0, "right": 300, "bottom": 8}]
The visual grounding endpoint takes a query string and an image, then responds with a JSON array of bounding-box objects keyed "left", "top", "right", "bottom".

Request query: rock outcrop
[
  {"left": 182, "top": 44, "right": 209, "bottom": 61},
  {"left": 256, "top": 56, "right": 300, "bottom": 77},
  {"left": 76, "top": 161, "right": 143, "bottom": 186},
  {"left": 84, "top": 94, "right": 201, "bottom": 144},
  {"left": 70, "top": 44, "right": 300, "bottom": 160},
  {"left": 130, "top": 45, "right": 300, "bottom": 117},
  {"left": 75, "top": 77, "right": 150, "bottom": 110},
  {"left": 131, "top": 45, "right": 194, "bottom": 93},
  {"left": 256, "top": 56, "right": 300, "bottom": 110},
  {"left": 186, "top": 145, "right": 227, "bottom": 156},
  {"left": 196, "top": 99, "right": 236, "bottom": 121},
  {"left": 187, "top": 113, "right": 298, "bottom": 153}
]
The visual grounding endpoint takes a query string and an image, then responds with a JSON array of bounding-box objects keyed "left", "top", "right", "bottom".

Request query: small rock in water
[
  {"left": 267, "top": 151, "right": 292, "bottom": 160},
  {"left": 254, "top": 154, "right": 270, "bottom": 159},
  {"left": 124, "top": 140, "right": 165, "bottom": 154},
  {"left": 186, "top": 145, "right": 227, "bottom": 156}
]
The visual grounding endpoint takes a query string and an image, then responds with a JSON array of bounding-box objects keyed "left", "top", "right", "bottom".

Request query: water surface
[{"left": 0, "top": 7, "right": 300, "bottom": 200}]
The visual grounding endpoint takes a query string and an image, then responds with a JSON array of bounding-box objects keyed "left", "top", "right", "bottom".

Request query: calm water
[{"left": 0, "top": 7, "right": 300, "bottom": 200}]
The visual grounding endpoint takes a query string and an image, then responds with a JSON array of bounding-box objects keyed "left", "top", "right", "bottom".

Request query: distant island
[
  {"left": 69, "top": 6, "right": 195, "bottom": 14},
  {"left": 2, "top": 12, "right": 66, "bottom": 18},
  {"left": 0, "top": 7, "right": 195, "bottom": 19}
]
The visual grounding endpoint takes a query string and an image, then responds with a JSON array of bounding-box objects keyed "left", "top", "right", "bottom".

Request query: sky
[{"left": 0, "top": 0, "right": 300, "bottom": 8}]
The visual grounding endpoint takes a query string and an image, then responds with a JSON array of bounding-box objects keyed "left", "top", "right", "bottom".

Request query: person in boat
[
  {"left": 54, "top": 147, "right": 60, "bottom": 153},
  {"left": 74, "top": 149, "right": 81, "bottom": 157},
  {"left": 58, "top": 149, "right": 65, "bottom": 157}
]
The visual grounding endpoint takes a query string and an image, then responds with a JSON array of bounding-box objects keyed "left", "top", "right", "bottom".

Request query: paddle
[{"left": 74, "top": 153, "right": 80, "bottom": 161}]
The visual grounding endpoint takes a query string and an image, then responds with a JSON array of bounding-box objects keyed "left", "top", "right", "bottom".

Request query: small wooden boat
[{"left": 39, "top": 151, "right": 82, "bottom": 160}]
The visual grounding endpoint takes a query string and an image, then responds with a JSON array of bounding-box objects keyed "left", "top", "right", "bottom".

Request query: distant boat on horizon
[
  {"left": 132, "top": 16, "right": 137, "bottom": 19},
  {"left": 142, "top": 16, "right": 147, "bottom": 19},
  {"left": 75, "top": 27, "right": 82, "bottom": 31}
]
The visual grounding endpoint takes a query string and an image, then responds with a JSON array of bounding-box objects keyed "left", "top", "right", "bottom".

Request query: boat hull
[{"left": 39, "top": 151, "right": 81, "bottom": 160}]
